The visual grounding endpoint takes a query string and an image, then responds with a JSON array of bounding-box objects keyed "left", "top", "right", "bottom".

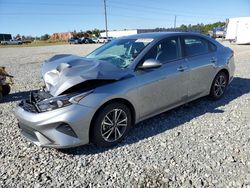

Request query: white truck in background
[
  {"left": 225, "top": 17, "right": 250, "bottom": 44},
  {"left": 212, "top": 27, "right": 225, "bottom": 38},
  {"left": 1, "top": 39, "right": 22, "bottom": 45}
]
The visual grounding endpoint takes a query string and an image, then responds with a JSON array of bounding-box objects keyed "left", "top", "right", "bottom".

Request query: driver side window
[{"left": 144, "top": 37, "right": 180, "bottom": 63}]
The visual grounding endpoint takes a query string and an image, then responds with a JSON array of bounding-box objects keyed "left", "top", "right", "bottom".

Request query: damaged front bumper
[{"left": 14, "top": 90, "right": 96, "bottom": 148}]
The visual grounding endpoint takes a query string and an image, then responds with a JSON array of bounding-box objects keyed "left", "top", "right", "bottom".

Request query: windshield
[{"left": 85, "top": 38, "right": 153, "bottom": 68}]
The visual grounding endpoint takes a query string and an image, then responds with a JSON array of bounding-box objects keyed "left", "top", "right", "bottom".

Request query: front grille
[
  {"left": 18, "top": 90, "right": 52, "bottom": 113},
  {"left": 19, "top": 100, "right": 38, "bottom": 113},
  {"left": 19, "top": 123, "right": 38, "bottom": 142},
  {"left": 32, "top": 90, "right": 52, "bottom": 103}
]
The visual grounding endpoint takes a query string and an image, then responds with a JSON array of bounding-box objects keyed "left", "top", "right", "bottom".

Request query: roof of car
[{"left": 121, "top": 32, "right": 205, "bottom": 39}]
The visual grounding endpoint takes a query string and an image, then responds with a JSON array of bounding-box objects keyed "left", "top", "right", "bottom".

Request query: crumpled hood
[{"left": 42, "top": 54, "right": 131, "bottom": 96}]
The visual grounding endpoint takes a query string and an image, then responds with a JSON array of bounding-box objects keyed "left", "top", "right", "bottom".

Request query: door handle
[
  {"left": 177, "top": 66, "right": 188, "bottom": 72},
  {"left": 210, "top": 57, "right": 217, "bottom": 63}
]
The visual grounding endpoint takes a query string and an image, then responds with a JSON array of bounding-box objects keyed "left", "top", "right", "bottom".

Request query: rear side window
[
  {"left": 183, "top": 36, "right": 209, "bottom": 56},
  {"left": 208, "top": 41, "right": 217, "bottom": 52}
]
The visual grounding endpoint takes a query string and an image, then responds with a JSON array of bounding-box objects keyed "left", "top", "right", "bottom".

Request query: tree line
[
  {"left": 16, "top": 21, "right": 226, "bottom": 41},
  {"left": 177, "top": 21, "right": 225, "bottom": 33},
  {"left": 15, "top": 28, "right": 105, "bottom": 41}
]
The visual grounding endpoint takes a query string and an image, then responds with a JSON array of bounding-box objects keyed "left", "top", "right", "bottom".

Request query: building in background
[
  {"left": 0, "top": 34, "right": 12, "bottom": 41},
  {"left": 50, "top": 32, "right": 73, "bottom": 40},
  {"left": 100, "top": 29, "right": 169, "bottom": 38}
]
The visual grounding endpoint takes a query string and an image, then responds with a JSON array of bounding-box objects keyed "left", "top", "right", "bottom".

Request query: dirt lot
[{"left": 0, "top": 42, "right": 249, "bottom": 187}]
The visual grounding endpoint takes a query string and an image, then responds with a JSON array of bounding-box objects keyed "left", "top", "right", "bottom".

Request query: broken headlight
[
  {"left": 37, "top": 95, "right": 72, "bottom": 112},
  {"left": 36, "top": 90, "right": 93, "bottom": 112}
]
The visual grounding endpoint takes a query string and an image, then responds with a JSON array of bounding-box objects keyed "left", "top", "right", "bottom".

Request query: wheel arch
[
  {"left": 209, "top": 68, "right": 230, "bottom": 98},
  {"left": 89, "top": 98, "right": 136, "bottom": 136},
  {"left": 218, "top": 68, "right": 229, "bottom": 81},
  {"left": 211, "top": 69, "right": 230, "bottom": 89}
]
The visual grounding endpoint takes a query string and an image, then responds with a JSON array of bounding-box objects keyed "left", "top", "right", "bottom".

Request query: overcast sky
[{"left": 0, "top": 0, "right": 249, "bottom": 36}]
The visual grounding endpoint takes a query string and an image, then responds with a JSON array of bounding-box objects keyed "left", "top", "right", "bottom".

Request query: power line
[
  {"left": 1, "top": 1, "right": 240, "bottom": 21},
  {"left": 0, "top": 12, "right": 102, "bottom": 15},
  {"left": 108, "top": 14, "right": 203, "bottom": 29},
  {"left": 0, "top": 1, "right": 232, "bottom": 29},
  {"left": 0, "top": 1, "right": 101, "bottom": 7},
  {"left": 106, "top": 4, "right": 228, "bottom": 26},
  {"left": 0, "top": 12, "right": 222, "bottom": 28},
  {"left": 106, "top": 4, "right": 230, "bottom": 24},
  {"left": 108, "top": 1, "right": 236, "bottom": 18},
  {"left": 2, "top": 1, "right": 237, "bottom": 18}
]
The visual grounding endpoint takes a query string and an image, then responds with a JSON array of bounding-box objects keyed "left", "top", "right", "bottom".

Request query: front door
[{"left": 136, "top": 37, "right": 189, "bottom": 119}]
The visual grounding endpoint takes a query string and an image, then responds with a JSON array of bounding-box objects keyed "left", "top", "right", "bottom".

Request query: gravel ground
[{"left": 0, "top": 42, "right": 249, "bottom": 187}]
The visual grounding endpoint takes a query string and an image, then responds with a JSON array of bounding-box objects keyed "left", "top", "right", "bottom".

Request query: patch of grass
[{"left": 0, "top": 41, "right": 68, "bottom": 48}]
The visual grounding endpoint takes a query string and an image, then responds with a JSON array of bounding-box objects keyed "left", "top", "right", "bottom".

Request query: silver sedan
[{"left": 14, "top": 32, "right": 235, "bottom": 148}]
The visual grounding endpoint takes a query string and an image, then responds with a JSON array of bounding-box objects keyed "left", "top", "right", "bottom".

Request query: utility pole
[
  {"left": 104, "top": 0, "right": 108, "bottom": 38},
  {"left": 174, "top": 15, "right": 177, "bottom": 29}
]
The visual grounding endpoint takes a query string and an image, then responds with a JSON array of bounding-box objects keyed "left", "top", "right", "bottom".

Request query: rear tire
[
  {"left": 209, "top": 71, "right": 228, "bottom": 100},
  {"left": 90, "top": 102, "right": 132, "bottom": 147}
]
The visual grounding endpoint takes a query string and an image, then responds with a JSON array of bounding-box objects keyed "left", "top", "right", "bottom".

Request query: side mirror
[{"left": 138, "top": 59, "right": 162, "bottom": 70}]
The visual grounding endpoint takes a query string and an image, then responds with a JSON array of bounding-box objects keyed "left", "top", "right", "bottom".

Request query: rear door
[{"left": 181, "top": 36, "right": 217, "bottom": 99}]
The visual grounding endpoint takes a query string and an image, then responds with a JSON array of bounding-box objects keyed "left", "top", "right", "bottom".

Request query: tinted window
[
  {"left": 183, "top": 36, "right": 209, "bottom": 56},
  {"left": 208, "top": 41, "right": 217, "bottom": 52},
  {"left": 144, "top": 38, "right": 180, "bottom": 63}
]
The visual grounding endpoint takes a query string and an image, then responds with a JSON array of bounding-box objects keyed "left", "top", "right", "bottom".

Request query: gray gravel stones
[{"left": 0, "top": 43, "right": 250, "bottom": 187}]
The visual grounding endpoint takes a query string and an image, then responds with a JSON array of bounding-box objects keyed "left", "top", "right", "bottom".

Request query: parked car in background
[
  {"left": 212, "top": 27, "right": 225, "bottom": 38},
  {"left": 22, "top": 40, "right": 32, "bottom": 44},
  {"left": 14, "top": 32, "right": 235, "bottom": 148},
  {"left": 81, "top": 37, "right": 95, "bottom": 44},
  {"left": 91, "top": 37, "right": 98, "bottom": 43},
  {"left": 1, "top": 39, "right": 22, "bottom": 45},
  {"left": 97, "top": 36, "right": 112, "bottom": 43},
  {"left": 68, "top": 37, "right": 81, "bottom": 44}
]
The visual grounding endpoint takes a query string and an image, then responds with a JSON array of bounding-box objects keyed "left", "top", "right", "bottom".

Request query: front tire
[
  {"left": 90, "top": 103, "right": 132, "bottom": 147},
  {"left": 209, "top": 71, "right": 228, "bottom": 100},
  {"left": 2, "top": 84, "right": 11, "bottom": 96},
  {"left": 0, "top": 92, "right": 3, "bottom": 102}
]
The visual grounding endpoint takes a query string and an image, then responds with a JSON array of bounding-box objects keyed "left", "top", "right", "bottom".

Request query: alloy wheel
[
  {"left": 101, "top": 109, "right": 128, "bottom": 142},
  {"left": 214, "top": 75, "right": 227, "bottom": 97}
]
